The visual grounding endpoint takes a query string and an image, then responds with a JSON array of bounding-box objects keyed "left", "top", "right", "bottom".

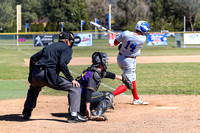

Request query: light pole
[
  {"left": 16, "top": 5, "right": 21, "bottom": 47},
  {"left": 61, "top": 22, "right": 64, "bottom": 32},
  {"left": 109, "top": 4, "right": 111, "bottom": 31},
  {"left": 184, "top": 16, "right": 186, "bottom": 32}
]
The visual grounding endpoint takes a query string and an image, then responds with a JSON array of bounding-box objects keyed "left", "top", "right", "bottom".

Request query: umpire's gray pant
[{"left": 24, "top": 68, "right": 81, "bottom": 113}]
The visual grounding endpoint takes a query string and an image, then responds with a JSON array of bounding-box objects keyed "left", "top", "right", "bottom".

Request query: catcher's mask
[
  {"left": 92, "top": 52, "right": 109, "bottom": 70},
  {"left": 59, "top": 31, "right": 74, "bottom": 47}
]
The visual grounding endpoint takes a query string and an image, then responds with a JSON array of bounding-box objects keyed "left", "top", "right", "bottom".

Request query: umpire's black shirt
[{"left": 29, "top": 41, "right": 73, "bottom": 85}]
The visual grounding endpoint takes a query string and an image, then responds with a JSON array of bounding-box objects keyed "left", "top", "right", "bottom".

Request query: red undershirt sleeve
[{"left": 114, "top": 39, "right": 120, "bottom": 46}]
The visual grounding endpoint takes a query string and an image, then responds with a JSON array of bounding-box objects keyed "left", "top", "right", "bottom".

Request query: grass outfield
[
  {"left": 0, "top": 39, "right": 200, "bottom": 100},
  {"left": 69, "top": 63, "right": 200, "bottom": 95},
  {"left": 0, "top": 80, "right": 27, "bottom": 100}
]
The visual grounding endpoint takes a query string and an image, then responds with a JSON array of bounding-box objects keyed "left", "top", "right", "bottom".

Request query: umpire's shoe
[
  {"left": 22, "top": 108, "right": 32, "bottom": 120},
  {"left": 67, "top": 113, "right": 87, "bottom": 123}
]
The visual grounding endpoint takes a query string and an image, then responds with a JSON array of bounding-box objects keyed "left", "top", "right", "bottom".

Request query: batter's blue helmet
[{"left": 135, "top": 21, "right": 150, "bottom": 34}]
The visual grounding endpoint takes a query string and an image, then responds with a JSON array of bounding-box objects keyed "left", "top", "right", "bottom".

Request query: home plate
[{"left": 154, "top": 107, "right": 179, "bottom": 109}]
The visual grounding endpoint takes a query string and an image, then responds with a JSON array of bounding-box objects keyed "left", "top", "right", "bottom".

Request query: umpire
[{"left": 22, "top": 31, "right": 87, "bottom": 123}]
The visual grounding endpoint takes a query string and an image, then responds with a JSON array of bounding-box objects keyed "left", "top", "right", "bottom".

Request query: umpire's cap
[
  {"left": 59, "top": 31, "right": 74, "bottom": 40},
  {"left": 59, "top": 31, "right": 75, "bottom": 47}
]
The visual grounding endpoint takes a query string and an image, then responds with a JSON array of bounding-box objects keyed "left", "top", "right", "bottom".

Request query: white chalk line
[
  {"left": 154, "top": 107, "right": 179, "bottom": 109},
  {"left": 14, "top": 48, "right": 183, "bottom": 108},
  {"left": 16, "top": 48, "right": 131, "bottom": 99},
  {"left": 17, "top": 47, "right": 32, "bottom": 56}
]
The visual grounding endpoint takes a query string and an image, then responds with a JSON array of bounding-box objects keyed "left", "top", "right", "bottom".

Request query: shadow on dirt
[
  {"left": 0, "top": 113, "right": 68, "bottom": 123},
  {"left": 51, "top": 113, "right": 68, "bottom": 118},
  {"left": 0, "top": 114, "right": 25, "bottom": 122}
]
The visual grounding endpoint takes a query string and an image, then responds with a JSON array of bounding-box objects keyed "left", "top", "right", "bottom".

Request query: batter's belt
[{"left": 119, "top": 52, "right": 136, "bottom": 58}]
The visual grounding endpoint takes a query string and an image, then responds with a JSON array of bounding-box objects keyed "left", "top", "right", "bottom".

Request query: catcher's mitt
[
  {"left": 122, "top": 74, "right": 133, "bottom": 90},
  {"left": 89, "top": 115, "right": 108, "bottom": 121}
]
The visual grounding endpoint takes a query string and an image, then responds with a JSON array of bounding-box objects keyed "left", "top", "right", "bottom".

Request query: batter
[{"left": 113, "top": 21, "right": 150, "bottom": 105}]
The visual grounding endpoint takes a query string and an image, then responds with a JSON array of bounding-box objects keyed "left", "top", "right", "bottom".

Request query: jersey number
[{"left": 124, "top": 41, "right": 137, "bottom": 52}]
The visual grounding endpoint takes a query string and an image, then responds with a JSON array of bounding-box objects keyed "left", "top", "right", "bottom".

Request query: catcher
[{"left": 76, "top": 52, "right": 132, "bottom": 121}]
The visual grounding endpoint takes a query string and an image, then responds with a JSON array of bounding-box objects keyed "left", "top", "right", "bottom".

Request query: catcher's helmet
[
  {"left": 92, "top": 52, "right": 109, "bottom": 70},
  {"left": 135, "top": 21, "right": 150, "bottom": 34}
]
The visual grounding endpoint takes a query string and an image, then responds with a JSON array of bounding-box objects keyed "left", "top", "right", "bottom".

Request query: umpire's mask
[{"left": 68, "top": 32, "right": 74, "bottom": 47}]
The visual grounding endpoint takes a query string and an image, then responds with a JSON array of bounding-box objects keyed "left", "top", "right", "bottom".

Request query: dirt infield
[
  {"left": 1, "top": 55, "right": 199, "bottom": 133},
  {"left": 67, "top": 55, "right": 200, "bottom": 65},
  {"left": 24, "top": 55, "right": 200, "bottom": 66},
  {"left": 0, "top": 95, "right": 200, "bottom": 133}
]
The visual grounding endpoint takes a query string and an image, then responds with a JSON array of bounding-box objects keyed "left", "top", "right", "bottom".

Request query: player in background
[{"left": 113, "top": 21, "right": 150, "bottom": 105}]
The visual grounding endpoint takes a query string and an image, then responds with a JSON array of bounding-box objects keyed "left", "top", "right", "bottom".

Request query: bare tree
[
  {"left": 112, "top": 0, "right": 151, "bottom": 29},
  {"left": 127, "top": 0, "right": 151, "bottom": 21},
  {"left": 177, "top": 0, "right": 200, "bottom": 31},
  {"left": 86, "top": 0, "right": 109, "bottom": 28}
]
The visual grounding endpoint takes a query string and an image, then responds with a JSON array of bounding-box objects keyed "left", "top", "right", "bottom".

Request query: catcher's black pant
[
  {"left": 24, "top": 67, "right": 81, "bottom": 113},
  {"left": 80, "top": 92, "right": 106, "bottom": 114}
]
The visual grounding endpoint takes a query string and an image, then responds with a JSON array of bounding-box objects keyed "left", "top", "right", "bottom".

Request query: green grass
[
  {"left": 0, "top": 48, "right": 29, "bottom": 80},
  {"left": 0, "top": 80, "right": 28, "bottom": 100},
  {"left": 136, "top": 63, "right": 200, "bottom": 95},
  {"left": 68, "top": 63, "right": 200, "bottom": 95},
  {"left": 0, "top": 39, "right": 200, "bottom": 100}
]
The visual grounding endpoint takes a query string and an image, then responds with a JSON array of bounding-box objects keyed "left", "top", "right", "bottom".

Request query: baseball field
[{"left": 0, "top": 39, "right": 200, "bottom": 132}]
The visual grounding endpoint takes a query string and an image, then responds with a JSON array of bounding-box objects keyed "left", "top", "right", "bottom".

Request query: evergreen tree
[{"left": 0, "top": 0, "right": 16, "bottom": 32}]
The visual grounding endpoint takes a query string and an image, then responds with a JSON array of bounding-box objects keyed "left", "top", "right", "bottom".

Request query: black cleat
[
  {"left": 22, "top": 108, "right": 32, "bottom": 120},
  {"left": 67, "top": 113, "right": 87, "bottom": 123}
]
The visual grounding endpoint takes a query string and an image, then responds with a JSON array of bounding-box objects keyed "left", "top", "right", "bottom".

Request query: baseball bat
[{"left": 90, "top": 21, "right": 117, "bottom": 35}]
